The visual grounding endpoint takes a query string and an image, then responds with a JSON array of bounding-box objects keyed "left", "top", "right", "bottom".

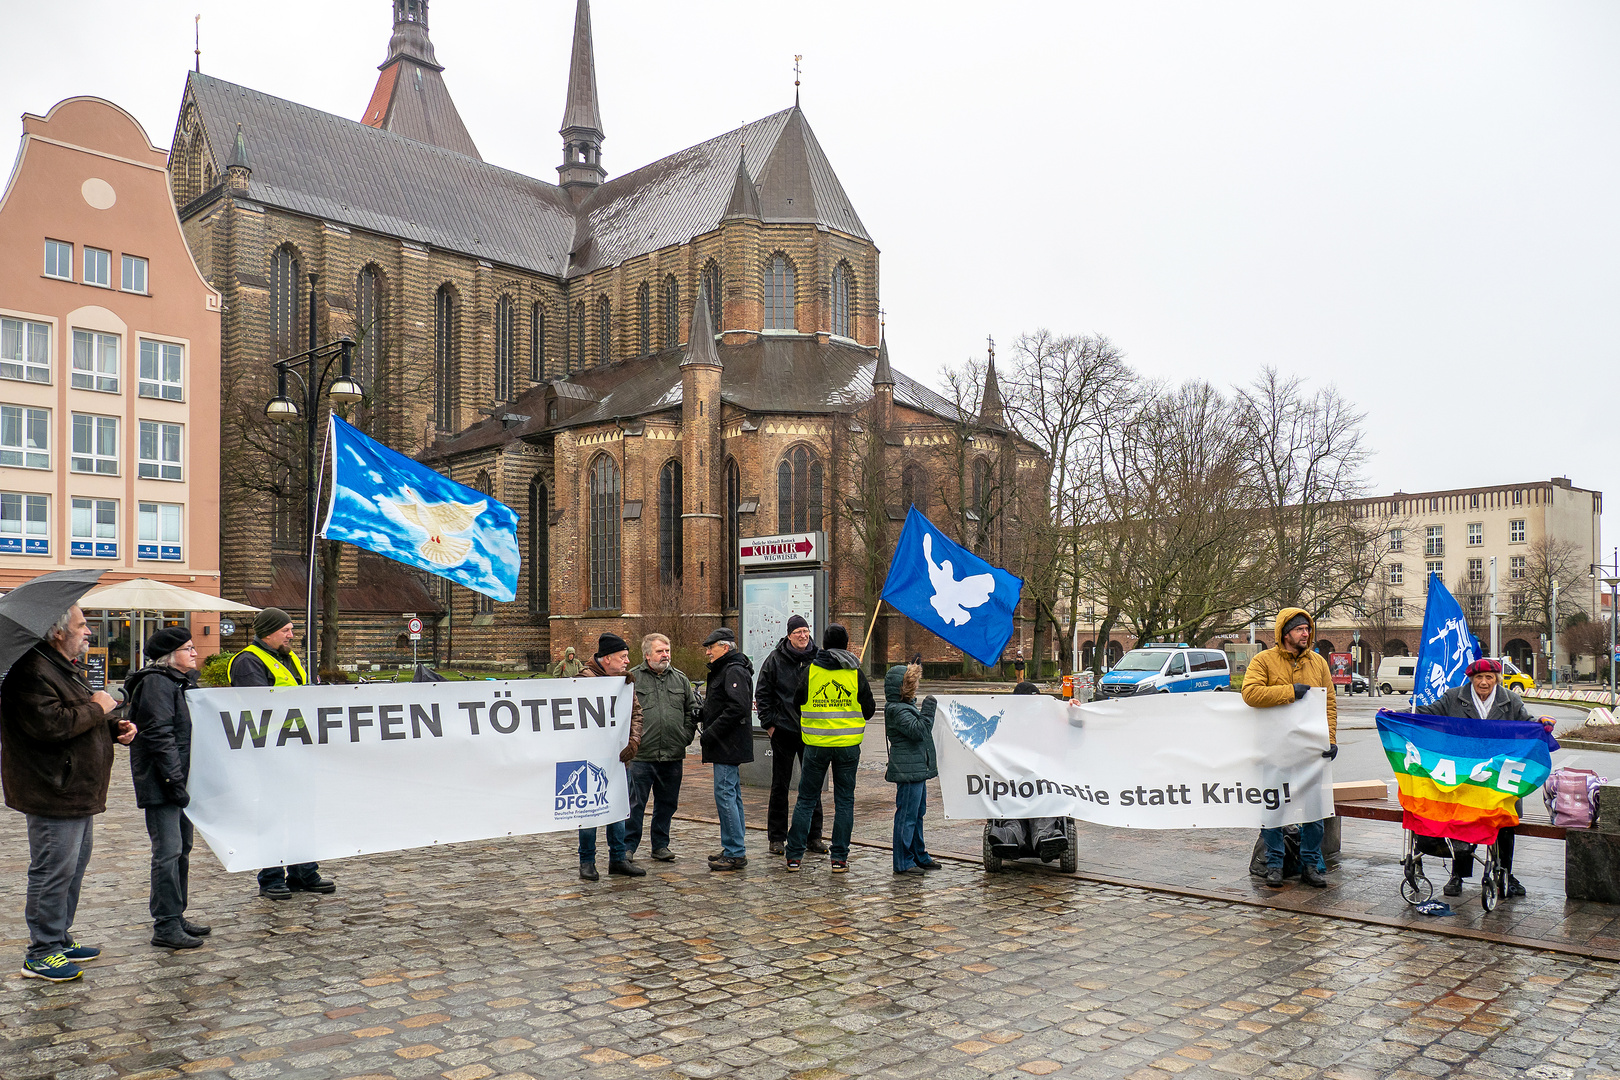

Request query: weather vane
[
  {"left": 794, "top": 54, "right": 802, "bottom": 106},
  {"left": 194, "top": 14, "right": 202, "bottom": 72}
]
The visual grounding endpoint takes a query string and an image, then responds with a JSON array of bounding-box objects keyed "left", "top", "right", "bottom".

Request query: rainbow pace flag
[{"left": 1376, "top": 709, "right": 1558, "bottom": 844}]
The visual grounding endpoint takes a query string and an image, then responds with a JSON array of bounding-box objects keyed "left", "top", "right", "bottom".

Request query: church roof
[{"left": 360, "top": 1, "right": 481, "bottom": 159}]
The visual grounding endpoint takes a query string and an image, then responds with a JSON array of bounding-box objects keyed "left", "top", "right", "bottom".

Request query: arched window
[
  {"left": 658, "top": 459, "right": 683, "bottom": 586},
  {"left": 725, "top": 457, "right": 740, "bottom": 609},
  {"left": 663, "top": 275, "right": 680, "bottom": 348},
  {"left": 572, "top": 301, "right": 585, "bottom": 373},
  {"left": 474, "top": 471, "right": 495, "bottom": 615},
  {"left": 701, "top": 260, "right": 722, "bottom": 330},
  {"left": 597, "top": 296, "right": 612, "bottom": 365},
  {"left": 529, "top": 301, "right": 544, "bottom": 382},
  {"left": 434, "top": 285, "right": 457, "bottom": 431},
  {"left": 588, "top": 453, "right": 621, "bottom": 610},
  {"left": 528, "top": 476, "right": 549, "bottom": 613},
  {"left": 831, "top": 261, "right": 853, "bottom": 339},
  {"left": 494, "top": 295, "right": 514, "bottom": 402},
  {"left": 637, "top": 282, "right": 651, "bottom": 356},
  {"left": 355, "top": 266, "right": 383, "bottom": 397},
  {"left": 270, "top": 246, "right": 301, "bottom": 359},
  {"left": 901, "top": 463, "right": 927, "bottom": 515},
  {"left": 972, "top": 457, "right": 993, "bottom": 553},
  {"left": 763, "top": 253, "right": 795, "bottom": 330},
  {"left": 777, "top": 445, "right": 823, "bottom": 533}
]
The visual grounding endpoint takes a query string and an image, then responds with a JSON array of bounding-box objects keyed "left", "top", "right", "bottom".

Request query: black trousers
[
  {"left": 768, "top": 727, "right": 823, "bottom": 843},
  {"left": 145, "top": 804, "right": 192, "bottom": 929},
  {"left": 624, "top": 759, "right": 684, "bottom": 854},
  {"left": 258, "top": 862, "right": 321, "bottom": 888}
]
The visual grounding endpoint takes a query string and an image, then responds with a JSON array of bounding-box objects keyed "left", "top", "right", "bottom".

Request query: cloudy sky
[{"left": 5, "top": 1, "right": 1617, "bottom": 555}]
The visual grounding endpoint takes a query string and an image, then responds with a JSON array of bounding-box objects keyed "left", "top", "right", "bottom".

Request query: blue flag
[
  {"left": 1412, "top": 572, "right": 1478, "bottom": 707},
  {"left": 880, "top": 507, "right": 1023, "bottom": 666},
  {"left": 320, "top": 416, "right": 520, "bottom": 602}
]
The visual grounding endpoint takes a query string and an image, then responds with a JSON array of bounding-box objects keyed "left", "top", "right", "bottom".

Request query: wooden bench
[{"left": 1334, "top": 797, "right": 1569, "bottom": 841}]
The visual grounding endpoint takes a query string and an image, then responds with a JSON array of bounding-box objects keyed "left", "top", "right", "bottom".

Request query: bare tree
[
  {"left": 1519, "top": 535, "right": 1586, "bottom": 648},
  {"left": 831, "top": 397, "right": 902, "bottom": 673},
  {"left": 1565, "top": 614, "right": 1613, "bottom": 675}
]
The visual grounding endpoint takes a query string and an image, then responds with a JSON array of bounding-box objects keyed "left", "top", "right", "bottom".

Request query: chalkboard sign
[{"left": 82, "top": 648, "right": 108, "bottom": 691}]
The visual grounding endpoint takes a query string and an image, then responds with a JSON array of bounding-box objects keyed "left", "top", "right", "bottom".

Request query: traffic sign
[{"left": 408, "top": 617, "right": 423, "bottom": 641}]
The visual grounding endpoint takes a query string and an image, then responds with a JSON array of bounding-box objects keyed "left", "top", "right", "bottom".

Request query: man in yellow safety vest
[
  {"left": 229, "top": 607, "right": 336, "bottom": 901},
  {"left": 783, "top": 623, "right": 875, "bottom": 873}
]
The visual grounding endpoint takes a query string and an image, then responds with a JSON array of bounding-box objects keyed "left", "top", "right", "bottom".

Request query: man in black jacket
[
  {"left": 0, "top": 605, "right": 132, "bottom": 982},
  {"left": 754, "top": 615, "right": 825, "bottom": 856},
  {"left": 700, "top": 627, "right": 754, "bottom": 871}
]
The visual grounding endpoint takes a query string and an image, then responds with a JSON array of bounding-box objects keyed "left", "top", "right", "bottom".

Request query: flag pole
[{"left": 858, "top": 599, "right": 884, "bottom": 663}]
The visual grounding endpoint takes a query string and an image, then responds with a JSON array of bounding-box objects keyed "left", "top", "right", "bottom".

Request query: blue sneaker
[
  {"left": 21, "top": 954, "right": 83, "bottom": 982},
  {"left": 61, "top": 942, "right": 100, "bottom": 963}
]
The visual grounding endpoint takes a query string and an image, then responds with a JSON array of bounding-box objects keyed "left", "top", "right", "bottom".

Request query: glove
[
  {"left": 619, "top": 743, "right": 638, "bottom": 763},
  {"left": 167, "top": 780, "right": 190, "bottom": 808},
  {"left": 922, "top": 695, "right": 937, "bottom": 710},
  {"left": 1293, "top": 684, "right": 1309, "bottom": 701},
  {"left": 1322, "top": 743, "right": 1338, "bottom": 761}
]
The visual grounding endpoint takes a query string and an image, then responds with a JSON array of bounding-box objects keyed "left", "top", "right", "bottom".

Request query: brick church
[{"left": 168, "top": 0, "right": 1047, "bottom": 672}]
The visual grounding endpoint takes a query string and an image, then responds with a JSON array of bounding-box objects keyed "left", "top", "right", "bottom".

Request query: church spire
[
  {"left": 360, "top": 0, "right": 481, "bottom": 159},
  {"left": 722, "top": 148, "right": 760, "bottom": 221},
  {"left": 873, "top": 332, "right": 893, "bottom": 387},
  {"left": 681, "top": 281, "right": 722, "bottom": 368},
  {"left": 980, "top": 335, "right": 1005, "bottom": 427},
  {"left": 558, "top": 0, "right": 606, "bottom": 193}
]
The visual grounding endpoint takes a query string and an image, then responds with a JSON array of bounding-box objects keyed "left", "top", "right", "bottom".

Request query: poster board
[
  {"left": 1329, "top": 652, "right": 1353, "bottom": 686},
  {"left": 82, "top": 647, "right": 108, "bottom": 691},
  {"left": 740, "top": 570, "right": 824, "bottom": 669}
]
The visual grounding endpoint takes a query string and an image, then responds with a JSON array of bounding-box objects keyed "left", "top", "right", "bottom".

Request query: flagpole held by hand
[{"left": 858, "top": 599, "right": 884, "bottom": 663}]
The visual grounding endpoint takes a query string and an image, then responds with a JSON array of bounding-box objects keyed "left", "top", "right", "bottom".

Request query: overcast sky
[{"left": 4, "top": 1, "right": 1617, "bottom": 558}]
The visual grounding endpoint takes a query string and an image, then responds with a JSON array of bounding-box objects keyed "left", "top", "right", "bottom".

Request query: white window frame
[
  {"left": 70, "top": 413, "right": 119, "bottom": 475},
  {"left": 1467, "top": 557, "right": 1484, "bottom": 583},
  {"left": 137, "top": 500, "right": 183, "bottom": 561},
  {"left": 1466, "top": 522, "right": 1483, "bottom": 547},
  {"left": 138, "top": 339, "right": 184, "bottom": 400},
  {"left": 83, "top": 247, "right": 111, "bottom": 288},
  {"left": 1510, "top": 518, "right": 1525, "bottom": 543},
  {"left": 121, "top": 254, "right": 148, "bottom": 294},
  {"left": 44, "top": 240, "right": 72, "bottom": 281},
  {"left": 1389, "top": 596, "right": 1404, "bottom": 621},
  {"left": 0, "top": 492, "right": 50, "bottom": 555},
  {"left": 1388, "top": 563, "right": 1403, "bottom": 586},
  {"left": 1388, "top": 528, "right": 1403, "bottom": 553},
  {"left": 1510, "top": 555, "right": 1525, "bottom": 581},
  {"left": 71, "top": 329, "right": 119, "bottom": 393},
  {"left": 1, "top": 317, "right": 51, "bottom": 383},
  {"left": 70, "top": 497, "right": 118, "bottom": 559},
  {"left": 0, "top": 405, "right": 50, "bottom": 469},
  {"left": 138, "top": 420, "right": 183, "bottom": 480},
  {"left": 1424, "top": 525, "right": 1444, "bottom": 557}
]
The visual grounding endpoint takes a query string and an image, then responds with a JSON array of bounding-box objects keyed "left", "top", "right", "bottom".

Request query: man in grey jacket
[{"left": 623, "top": 633, "right": 698, "bottom": 862}]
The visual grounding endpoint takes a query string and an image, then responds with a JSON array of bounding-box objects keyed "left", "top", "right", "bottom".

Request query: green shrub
[{"left": 199, "top": 651, "right": 234, "bottom": 688}]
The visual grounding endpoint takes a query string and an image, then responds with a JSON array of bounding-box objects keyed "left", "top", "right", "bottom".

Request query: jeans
[
  {"left": 892, "top": 781, "right": 930, "bottom": 871},
  {"left": 578, "top": 820, "right": 627, "bottom": 863},
  {"left": 624, "top": 760, "right": 683, "bottom": 855},
  {"left": 24, "top": 814, "right": 94, "bottom": 961},
  {"left": 145, "top": 804, "right": 193, "bottom": 930},
  {"left": 1261, "top": 819, "right": 1325, "bottom": 873},
  {"left": 258, "top": 862, "right": 321, "bottom": 889},
  {"left": 713, "top": 764, "right": 747, "bottom": 858},
  {"left": 768, "top": 728, "right": 823, "bottom": 843},
  {"left": 787, "top": 744, "right": 860, "bottom": 860}
]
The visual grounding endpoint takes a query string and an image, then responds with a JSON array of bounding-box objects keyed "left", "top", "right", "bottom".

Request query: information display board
[{"left": 740, "top": 570, "right": 825, "bottom": 668}]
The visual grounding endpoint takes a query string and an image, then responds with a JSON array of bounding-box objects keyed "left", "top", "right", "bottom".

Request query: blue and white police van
[{"left": 1096, "top": 644, "right": 1231, "bottom": 698}]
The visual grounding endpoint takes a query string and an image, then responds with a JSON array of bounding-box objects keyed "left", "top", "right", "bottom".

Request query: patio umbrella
[
  {"left": 0, "top": 568, "right": 106, "bottom": 674},
  {"left": 79, "top": 578, "right": 260, "bottom": 672}
]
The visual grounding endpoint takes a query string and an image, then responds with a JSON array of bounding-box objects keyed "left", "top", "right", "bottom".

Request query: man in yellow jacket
[{"left": 1242, "top": 607, "right": 1337, "bottom": 889}]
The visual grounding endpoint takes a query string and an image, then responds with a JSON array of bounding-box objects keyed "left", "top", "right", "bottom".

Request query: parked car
[
  {"left": 1097, "top": 645, "right": 1230, "bottom": 697},
  {"left": 1376, "top": 656, "right": 1417, "bottom": 696},
  {"left": 1347, "top": 672, "right": 1370, "bottom": 695}
]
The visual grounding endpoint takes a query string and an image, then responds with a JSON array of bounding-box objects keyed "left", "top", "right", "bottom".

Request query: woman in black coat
[{"left": 125, "top": 627, "right": 209, "bottom": 949}]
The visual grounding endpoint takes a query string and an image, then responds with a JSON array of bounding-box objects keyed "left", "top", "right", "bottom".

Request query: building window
[
  {"left": 588, "top": 453, "right": 621, "bottom": 610},
  {"left": 901, "top": 463, "right": 927, "bottom": 514},
  {"left": 724, "top": 456, "right": 739, "bottom": 610},
  {"left": 1429, "top": 497, "right": 1439, "bottom": 512},
  {"left": 659, "top": 458, "right": 683, "bottom": 586},
  {"left": 138, "top": 420, "right": 182, "bottom": 480},
  {"left": 831, "top": 261, "right": 852, "bottom": 338},
  {"left": 972, "top": 458, "right": 993, "bottom": 552},
  {"left": 71, "top": 330, "right": 119, "bottom": 393},
  {"left": 597, "top": 297, "right": 612, "bottom": 365},
  {"left": 1, "top": 318, "right": 51, "bottom": 383},
  {"left": 1510, "top": 555, "right": 1525, "bottom": 580},
  {"left": 1388, "top": 563, "right": 1403, "bottom": 586},
  {"left": 763, "top": 253, "right": 795, "bottom": 330},
  {"left": 0, "top": 406, "right": 49, "bottom": 469},
  {"left": 1510, "top": 518, "right": 1525, "bottom": 543},
  {"left": 530, "top": 302, "right": 544, "bottom": 381},
  {"left": 70, "top": 497, "right": 118, "bottom": 559},
  {"left": 572, "top": 301, "right": 585, "bottom": 373},
  {"left": 701, "top": 260, "right": 722, "bottom": 330},
  {"left": 637, "top": 282, "right": 651, "bottom": 356},
  {"left": 434, "top": 285, "right": 457, "bottom": 430},
  {"left": 1388, "top": 528, "right": 1403, "bottom": 553},
  {"left": 777, "top": 445, "right": 822, "bottom": 533},
  {"left": 1389, "top": 596, "right": 1404, "bottom": 621},
  {"left": 494, "top": 295, "right": 514, "bottom": 402},
  {"left": 1426, "top": 559, "right": 1443, "bottom": 586},
  {"left": 528, "top": 477, "right": 549, "bottom": 614},
  {"left": 1513, "top": 489, "right": 1523, "bottom": 505},
  {"left": 1468, "top": 594, "right": 1483, "bottom": 619},
  {"left": 663, "top": 275, "right": 680, "bottom": 348},
  {"left": 270, "top": 247, "right": 302, "bottom": 358},
  {"left": 1467, "top": 522, "right": 1482, "bottom": 546},
  {"left": 1469, "top": 493, "right": 1480, "bottom": 509},
  {"left": 1424, "top": 525, "right": 1443, "bottom": 557},
  {"left": 356, "top": 266, "right": 383, "bottom": 396},
  {"left": 1511, "top": 593, "right": 1527, "bottom": 619},
  {"left": 138, "top": 340, "right": 183, "bottom": 400},
  {"left": 1467, "top": 557, "right": 1484, "bottom": 583},
  {"left": 70, "top": 414, "right": 118, "bottom": 475},
  {"left": 0, "top": 492, "right": 49, "bottom": 555},
  {"left": 137, "top": 501, "right": 183, "bottom": 561},
  {"left": 44, "top": 239, "right": 72, "bottom": 280},
  {"left": 475, "top": 472, "right": 495, "bottom": 615},
  {"left": 121, "top": 254, "right": 148, "bottom": 293},
  {"left": 83, "top": 247, "right": 110, "bottom": 288}
]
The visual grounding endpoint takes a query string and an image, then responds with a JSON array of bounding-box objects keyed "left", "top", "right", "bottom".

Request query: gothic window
[
  {"left": 434, "top": 285, "right": 457, "bottom": 431},
  {"left": 701, "top": 260, "right": 722, "bottom": 329},
  {"left": 972, "top": 457, "right": 993, "bottom": 553},
  {"left": 725, "top": 457, "right": 740, "bottom": 609},
  {"left": 832, "top": 261, "right": 853, "bottom": 339},
  {"left": 597, "top": 296, "right": 612, "bottom": 365},
  {"left": 528, "top": 476, "right": 549, "bottom": 613},
  {"left": 355, "top": 266, "right": 383, "bottom": 397},
  {"left": 663, "top": 275, "right": 680, "bottom": 347},
  {"left": 475, "top": 471, "right": 495, "bottom": 615},
  {"left": 777, "top": 445, "right": 823, "bottom": 533},
  {"left": 658, "top": 459, "right": 683, "bottom": 586},
  {"left": 270, "top": 246, "right": 301, "bottom": 359},
  {"left": 530, "top": 302, "right": 544, "bottom": 382},
  {"left": 763, "top": 253, "right": 796, "bottom": 330},
  {"left": 572, "top": 301, "right": 585, "bottom": 374},
  {"left": 269, "top": 426, "right": 296, "bottom": 551},
  {"left": 588, "top": 453, "right": 621, "bottom": 610},
  {"left": 901, "top": 463, "right": 927, "bottom": 515},
  {"left": 637, "top": 282, "right": 651, "bottom": 355},
  {"left": 494, "top": 295, "right": 514, "bottom": 402}
]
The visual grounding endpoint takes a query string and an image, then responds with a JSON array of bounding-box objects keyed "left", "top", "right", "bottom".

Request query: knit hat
[
  {"left": 786, "top": 614, "right": 809, "bottom": 633},
  {"left": 1465, "top": 658, "right": 1502, "bottom": 677},
  {"left": 823, "top": 623, "right": 850, "bottom": 651},
  {"left": 595, "top": 632, "right": 630, "bottom": 659},
  {"left": 253, "top": 607, "right": 293, "bottom": 639},
  {"left": 1281, "top": 612, "right": 1311, "bottom": 638},
  {"left": 701, "top": 627, "right": 735, "bottom": 647},
  {"left": 146, "top": 626, "right": 192, "bottom": 660}
]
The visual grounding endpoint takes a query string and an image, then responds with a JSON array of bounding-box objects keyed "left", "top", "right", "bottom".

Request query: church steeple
[
  {"left": 360, "top": 0, "right": 481, "bottom": 160},
  {"left": 558, "top": 0, "right": 606, "bottom": 194},
  {"left": 722, "top": 148, "right": 760, "bottom": 221},
  {"left": 980, "top": 336, "right": 1005, "bottom": 427}
]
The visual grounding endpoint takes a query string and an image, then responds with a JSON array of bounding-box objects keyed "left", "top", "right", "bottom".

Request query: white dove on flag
[
  {"left": 389, "top": 487, "right": 487, "bottom": 567},
  {"left": 924, "top": 532, "right": 996, "bottom": 626}
]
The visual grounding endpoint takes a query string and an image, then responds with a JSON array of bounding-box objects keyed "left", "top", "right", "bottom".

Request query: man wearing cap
[
  {"left": 699, "top": 627, "right": 754, "bottom": 871},
  {"left": 576, "top": 632, "right": 645, "bottom": 881},
  {"left": 785, "top": 624, "right": 877, "bottom": 873},
  {"left": 230, "top": 607, "right": 335, "bottom": 901},
  {"left": 754, "top": 615, "right": 826, "bottom": 856},
  {"left": 1242, "top": 607, "right": 1337, "bottom": 889},
  {"left": 551, "top": 646, "right": 584, "bottom": 679}
]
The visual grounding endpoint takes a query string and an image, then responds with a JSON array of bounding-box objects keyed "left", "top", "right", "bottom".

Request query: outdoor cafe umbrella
[
  {"left": 0, "top": 567, "right": 106, "bottom": 674},
  {"left": 78, "top": 578, "right": 260, "bottom": 670}
]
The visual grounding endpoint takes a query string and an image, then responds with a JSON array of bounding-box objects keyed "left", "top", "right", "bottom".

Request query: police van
[{"left": 1097, "top": 644, "right": 1231, "bottom": 698}]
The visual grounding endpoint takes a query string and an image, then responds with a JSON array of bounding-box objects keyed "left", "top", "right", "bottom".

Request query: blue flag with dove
[
  {"left": 880, "top": 507, "right": 1023, "bottom": 666},
  {"left": 1412, "top": 572, "right": 1479, "bottom": 707},
  {"left": 320, "top": 416, "right": 520, "bottom": 602}
]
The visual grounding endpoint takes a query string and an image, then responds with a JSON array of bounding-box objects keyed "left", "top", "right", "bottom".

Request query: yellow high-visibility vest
[
  {"left": 230, "top": 643, "right": 307, "bottom": 687},
  {"left": 801, "top": 664, "right": 864, "bottom": 746}
]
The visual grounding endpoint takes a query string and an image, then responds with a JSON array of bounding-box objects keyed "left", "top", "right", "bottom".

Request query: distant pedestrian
[
  {"left": 577, "top": 632, "right": 645, "bottom": 881},
  {"left": 552, "top": 646, "right": 584, "bottom": 678},
  {"left": 1013, "top": 648, "right": 1026, "bottom": 683},
  {"left": 884, "top": 663, "right": 939, "bottom": 875},
  {"left": 126, "top": 626, "right": 210, "bottom": 950},
  {"left": 699, "top": 627, "right": 754, "bottom": 871},
  {"left": 624, "top": 633, "right": 698, "bottom": 863},
  {"left": 785, "top": 624, "right": 876, "bottom": 873},
  {"left": 755, "top": 614, "right": 826, "bottom": 856}
]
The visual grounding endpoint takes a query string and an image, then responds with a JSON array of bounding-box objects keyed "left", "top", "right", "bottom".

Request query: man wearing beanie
[
  {"left": 785, "top": 623, "right": 876, "bottom": 873},
  {"left": 575, "top": 631, "right": 645, "bottom": 881},
  {"left": 754, "top": 614, "right": 826, "bottom": 856},
  {"left": 229, "top": 608, "right": 335, "bottom": 900},
  {"left": 1242, "top": 607, "right": 1338, "bottom": 889},
  {"left": 699, "top": 627, "right": 754, "bottom": 871}
]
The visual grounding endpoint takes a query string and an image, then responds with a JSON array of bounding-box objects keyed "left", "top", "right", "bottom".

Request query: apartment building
[{"left": 0, "top": 97, "right": 222, "bottom": 680}]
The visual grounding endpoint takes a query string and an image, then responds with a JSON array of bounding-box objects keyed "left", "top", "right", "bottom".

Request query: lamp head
[
  {"left": 328, "top": 376, "right": 365, "bottom": 406},
  {"left": 265, "top": 395, "right": 300, "bottom": 423}
]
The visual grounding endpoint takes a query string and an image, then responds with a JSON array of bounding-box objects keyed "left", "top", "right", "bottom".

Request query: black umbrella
[{"left": 0, "top": 568, "right": 106, "bottom": 676}]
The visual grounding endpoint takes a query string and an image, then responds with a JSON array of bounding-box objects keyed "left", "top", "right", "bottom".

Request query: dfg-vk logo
[{"left": 555, "top": 760, "right": 611, "bottom": 820}]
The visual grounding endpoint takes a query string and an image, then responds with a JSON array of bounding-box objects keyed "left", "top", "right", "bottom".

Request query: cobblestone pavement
[{"left": 6, "top": 756, "right": 1620, "bottom": 1080}]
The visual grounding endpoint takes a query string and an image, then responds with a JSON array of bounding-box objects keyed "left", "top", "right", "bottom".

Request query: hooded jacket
[
  {"left": 883, "top": 665, "right": 938, "bottom": 783},
  {"left": 1241, "top": 607, "right": 1337, "bottom": 742},
  {"left": 584, "top": 655, "right": 644, "bottom": 762},
  {"left": 0, "top": 643, "right": 120, "bottom": 817},
  {"left": 125, "top": 663, "right": 197, "bottom": 808},
  {"left": 792, "top": 648, "right": 877, "bottom": 729},
  {"left": 630, "top": 659, "right": 698, "bottom": 761},
  {"left": 700, "top": 647, "right": 755, "bottom": 765},
  {"left": 755, "top": 635, "right": 819, "bottom": 733}
]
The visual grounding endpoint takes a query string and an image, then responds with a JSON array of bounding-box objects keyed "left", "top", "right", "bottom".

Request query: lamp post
[
  {"left": 264, "top": 273, "right": 363, "bottom": 680},
  {"left": 1587, "top": 549, "right": 1619, "bottom": 709}
]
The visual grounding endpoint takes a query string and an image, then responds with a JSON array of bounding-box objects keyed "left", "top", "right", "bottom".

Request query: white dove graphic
[
  {"left": 389, "top": 487, "right": 487, "bottom": 567},
  {"left": 924, "top": 532, "right": 996, "bottom": 626}
]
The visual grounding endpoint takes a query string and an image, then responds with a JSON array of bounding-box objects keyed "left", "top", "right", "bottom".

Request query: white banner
[
  {"left": 187, "top": 677, "right": 634, "bottom": 871},
  {"left": 933, "top": 689, "right": 1334, "bottom": 828}
]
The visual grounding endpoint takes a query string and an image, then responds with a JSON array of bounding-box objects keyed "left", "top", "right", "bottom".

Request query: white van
[{"left": 1376, "top": 656, "right": 1417, "bottom": 695}]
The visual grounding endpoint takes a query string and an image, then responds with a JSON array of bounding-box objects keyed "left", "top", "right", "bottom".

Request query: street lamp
[
  {"left": 1587, "top": 549, "right": 1619, "bottom": 709},
  {"left": 263, "top": 272, "right": 363, "bottom": 679}
]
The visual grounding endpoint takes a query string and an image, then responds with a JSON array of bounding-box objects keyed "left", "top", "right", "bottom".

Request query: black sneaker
[
  {"left": 916, "top": 857, "right": 941, "bottom": 871},
  {"left": 579, "top": 860, "right": 599, "bottom": 882},
  {"left": 769, "top": 840, "right": 785, "bottom": 855},
  {"left": 287, "top": 875, "right": 336, "bottom": 894},
  {"left": 1300, "top": 864, "right": 1329, "bottom": 889},
  {"left": 709, "top": 855, "right": 747, "bottom": 871},
  {"left": 895, "top": 866, "right": 926, "bottom": 876},
  {"left": 1506, "top": 875, "right": 1527, "bottom": 898},
  {"left": 259, "top": 882, "right": 292, "bottom": 901},
  {"left": 830, "top": 859, "right": 848, "bottom": 873},
  {"left": 20, "top": 954, "right": 82, "bottom": 982},
  {"left": 650, "top": 848, "right": 677, "bottom": 862},
  {"left": 182, "top": 920, "right": 212, "bottom": 937},
  {"left": 1443, "top": 874, "right": 1463, "bottom": 897},
  {"left": 806, "top": 839, "right": 830, "bottom": 855},
  {"left": 1263, "top": 867, "right": 1284, "bottom": 887},
  {"left": 785, "top": 858, "right": 802, "bottom": 872},
  {"left": 150, "top": 928, "right": 204, "bottom": 950},
  {"left": 608, "top": 860, "right": 646, "bottom": 877},
  {"left": 1037, "top": 836, "right": 1069, "bottom": 862}
]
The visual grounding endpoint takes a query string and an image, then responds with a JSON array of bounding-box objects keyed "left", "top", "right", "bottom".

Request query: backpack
[{"left": 1543, "top": 767, "right": 1605, "bottom": 828}]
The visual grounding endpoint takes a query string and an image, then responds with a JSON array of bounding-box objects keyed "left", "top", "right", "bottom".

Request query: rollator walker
[{"left": 1400, "top": 827, "right": 1508, "bottom": 911}]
